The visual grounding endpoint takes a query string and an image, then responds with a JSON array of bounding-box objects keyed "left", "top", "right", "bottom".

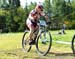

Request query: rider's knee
[
  {"left": 30, "top": 28, "right": 34, "bottom": 34},
  {"left": 35, "top": 25, "right": 39, "bottom": 30}
]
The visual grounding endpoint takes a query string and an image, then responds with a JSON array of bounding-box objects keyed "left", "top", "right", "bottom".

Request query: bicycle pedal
[
  {"left": 29, "top": 43, "right": 35, "bottom": 45},
  {"left": 29, "top": 41, "right": 36, "bottom": 45}
]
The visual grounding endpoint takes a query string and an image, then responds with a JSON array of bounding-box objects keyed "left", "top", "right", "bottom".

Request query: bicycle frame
[
  {"left": 33, "top": 20, "right": 48, "bottom": 39},
  {"left": 22, "top": 20, "right": 52, "bottom": 56}
]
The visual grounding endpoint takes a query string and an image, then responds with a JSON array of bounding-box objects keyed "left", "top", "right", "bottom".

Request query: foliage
[
  {"left": 0, "top": 9, "right": 7, "bottom": 32},
  {"left": 0, "top": 0, "right": 75, "bottom": 33},
  {"left": 44, "top": 0, "right": 52, "bottom": 15}
]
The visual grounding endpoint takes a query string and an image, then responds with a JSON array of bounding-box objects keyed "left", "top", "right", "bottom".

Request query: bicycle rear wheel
[
  {"left": 72, "top": 34, "right": 75, "bottom": 55},
  {"left": 36, "top": 31, "right": 52, "bottom": 56},
  {"left": 22, "top": 30, "right": 32, "bottom": 52}
]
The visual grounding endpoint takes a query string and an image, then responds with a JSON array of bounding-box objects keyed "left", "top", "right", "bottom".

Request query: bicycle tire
[
  {"left": 22, "top": 30, "right": 32, "bottom": 52},
  {"left": 71, "top": 34, "right": 75, "bottom": 55},
  {"left": 36, "top": 31, "right": 52, "bottom": 56}
]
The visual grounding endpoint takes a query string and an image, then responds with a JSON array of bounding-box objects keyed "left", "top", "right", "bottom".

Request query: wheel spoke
[
  {"left": 22, "top": 30, "right": 31, "bottom": 52},
  {"left": 36, "top": 31, "right": 52, "bottom": 56}
]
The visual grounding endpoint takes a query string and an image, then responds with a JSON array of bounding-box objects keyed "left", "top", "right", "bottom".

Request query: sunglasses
[
  {"left": 40, "top": 9, "right": 43, "bottom": 11},
  {"left": 38, "top": 6, "right": 43, "bottom": 9},
  {"left": 38, "top": 6, "right": 43, "bottom": 8}
]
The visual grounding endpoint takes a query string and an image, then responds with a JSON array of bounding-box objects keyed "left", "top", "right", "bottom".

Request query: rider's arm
[
  {"left": 41, "top": 12, "right": 51, "bottom": 25},
  {"left": 41, "top": 12, "right": 50, "bottom": 22},
  {"left": 29, "top": 10, "right": 37, "bottom": 20}
]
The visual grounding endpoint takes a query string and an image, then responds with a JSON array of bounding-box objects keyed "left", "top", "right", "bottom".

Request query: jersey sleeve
[
  {"left": 30, "top": 10, "right": 37, "bottom": 16},
  {"left": 28, "top": 10, "right": 37, "bottom": 19},
  {"left": 40, "top": 12, "right": 46, "bottom": 16}
]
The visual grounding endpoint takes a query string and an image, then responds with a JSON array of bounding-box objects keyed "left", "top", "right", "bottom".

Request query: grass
[
  {"left": 0, "top": 30, "right": 75, "bottom": 59},
  {"left": 0, "top": 32, "right": 23, "bottom": 50},
  {"left": 51, "top": 30, "right": 75, "bottom": 42}
]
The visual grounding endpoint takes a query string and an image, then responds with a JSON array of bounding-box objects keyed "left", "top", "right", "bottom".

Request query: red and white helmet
[{"left": 36, "top": 2, "right": 43, "bottom": 10}]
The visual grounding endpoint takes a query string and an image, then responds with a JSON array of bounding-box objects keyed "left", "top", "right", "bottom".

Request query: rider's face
[{"left": 37, "top": 8, "right": 43, "bottom": 13}]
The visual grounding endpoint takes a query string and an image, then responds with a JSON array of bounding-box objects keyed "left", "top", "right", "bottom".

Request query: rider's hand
[{"left": 46, "top": 21, "right": 51, "bottom": 25}]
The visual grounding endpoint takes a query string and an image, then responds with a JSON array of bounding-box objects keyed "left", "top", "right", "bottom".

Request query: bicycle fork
[{"left": 40, "top": 30, "right": 47, "bottom": 43}]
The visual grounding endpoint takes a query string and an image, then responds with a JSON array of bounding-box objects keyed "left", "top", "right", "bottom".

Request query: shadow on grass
[
  {"left": 49, "top": 52, "right": 74, "bottom": 56},
  {"left": 0, "top": 49, "right": 75, "bottom": 59},
  {"left": 48, "top": 52, "right": 75, "bottom": 57}
]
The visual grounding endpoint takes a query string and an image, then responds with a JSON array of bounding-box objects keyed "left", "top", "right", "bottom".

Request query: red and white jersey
[{"left": 28, "top": 9, "right": 45, "bottom": 21}]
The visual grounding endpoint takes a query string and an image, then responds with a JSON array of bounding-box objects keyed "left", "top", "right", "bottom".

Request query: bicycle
[
  {"left": 22, "top": 20, "right": 52, "bottom": 56},
  {"left": 71, "top": 34, "right": 75, "bottom": 55}
]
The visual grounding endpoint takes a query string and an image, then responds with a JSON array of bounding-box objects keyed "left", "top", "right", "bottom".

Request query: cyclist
[{"left": 26, "top": 2, "right": 50, "bottom": 45}]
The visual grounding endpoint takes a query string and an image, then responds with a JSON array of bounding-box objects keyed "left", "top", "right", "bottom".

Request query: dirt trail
[{"left": 0, "top": 48, "right": 75, "bottom": 59}]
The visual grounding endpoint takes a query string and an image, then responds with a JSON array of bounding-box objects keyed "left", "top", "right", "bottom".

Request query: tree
[
  {"left": 52, "top": 0, "right": 66, "bottom": 16},
  {"left": 27, "top": 2, "right": 36, "bottom": 12},
  {"left": 71, "top": 0, "right": 75, "bottom": 11},
  {"left": 0, "top": 0, "right": 2, "bottom": 8},
  {"left": 8, "top": 0, "right": 20, "bottom": 8},
  {"left": 44, "top": 0, "right": 52, "bottom": 16},
  {"left": 0, "top": 0, "right": 9, "bottom": 9}
]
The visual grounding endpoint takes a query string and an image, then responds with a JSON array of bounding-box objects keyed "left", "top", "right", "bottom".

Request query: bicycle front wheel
[
  {"left": 72, "top": 34, "right": 75, "bottom": 55},
  {"left": 36, "top": 31, "right": 52, "bottom": 56},
  {"left": 22, "top": 30, "right": 32, "bottom": 52}
]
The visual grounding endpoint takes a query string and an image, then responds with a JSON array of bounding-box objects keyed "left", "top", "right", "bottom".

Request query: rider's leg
[
  {"left": 34, "top": 25, "right": 39, "bottom": 39},
  {"left": 26, "top": 19, "right": 39, "bottom": 44},
  {"left": 29, "top": 25, "right": 39, "bottom": 40},
  {"left": 29, "top": 26, "right": 34, "bottom": 41},
  {"left": 28, "top": 25, "right": 39, "bottom": 45},
  {"left": 29, "top": 25, "right": 39, "bottom": 44},
  {"left": 26, "top": 19, "right": 35, "bottom": 41}
]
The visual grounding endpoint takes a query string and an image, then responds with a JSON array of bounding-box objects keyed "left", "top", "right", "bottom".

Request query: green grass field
[
  {"left": 51, "top": 30, "right": 75, "bottom": 42},
  {"left": 0, "top": 30, "right": 75, "bottom": 59}
]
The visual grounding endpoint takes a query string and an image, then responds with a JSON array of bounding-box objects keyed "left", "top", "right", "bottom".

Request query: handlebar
[
  {"left": 38, "top": 20, "right": 51, "bottom": 27},
  {"left": 46, "top": 21, "right": 51, "bottom": 25}
]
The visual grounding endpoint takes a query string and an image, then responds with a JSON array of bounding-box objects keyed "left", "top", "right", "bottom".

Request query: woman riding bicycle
[{"left": 26, "top": 2, "right": 50, "bottom": 45}]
